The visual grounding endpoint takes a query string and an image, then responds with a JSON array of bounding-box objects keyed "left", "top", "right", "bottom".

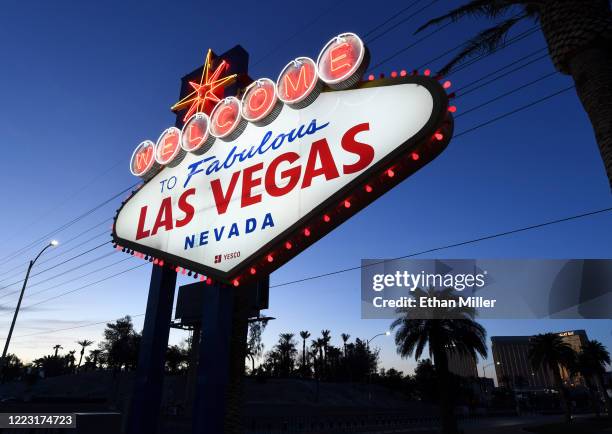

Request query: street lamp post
[
  {"left": 0, "top": 240, "right": 58, "bottom": 378},
  {"left": 367, "top": 330, "right": 390, "bottom": 401}
]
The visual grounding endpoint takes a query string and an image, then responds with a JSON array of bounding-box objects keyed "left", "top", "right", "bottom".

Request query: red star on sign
[{"left": 171, "top": 49, "right": 237, "bottom": 121}]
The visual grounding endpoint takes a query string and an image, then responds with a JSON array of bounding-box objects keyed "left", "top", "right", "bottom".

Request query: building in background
[
  {"left": 491, "top": 330, "right": 588, "bottom": 390},
  {"left": 447, "top": 351, "right": 478, "bottom": 378}
]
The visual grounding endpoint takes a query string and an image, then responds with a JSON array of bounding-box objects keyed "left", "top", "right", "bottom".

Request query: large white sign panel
[{"left": 114, "top": 77, "right": 452, "bottom": 283}]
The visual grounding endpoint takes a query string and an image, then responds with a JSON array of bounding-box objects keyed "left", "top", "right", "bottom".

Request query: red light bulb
[
  {"left": 391, "top": 71, "right": 397, "bottom": 78},
  {"left": 206, "top": 277, "right": 212, "bottom": 285},
  {"left": 424, "top": 69, "right": 431, "bottom": 76},
  {"left": 233, "top": 279, "right": 240, "bottom": 287},
  {"left": 434, "top": 132, "right": 444, "bottom": 141},
  {"left": 387, "top": 168, "right": 395, "bottom": 178},
  {"left": 448, "top": 105, "right": 457, "bottom": 113},
  {"left": 411, "top": 152, "right": 420, "bottom": 161},
  {"left": 250, "top": 267, "right": 257, "bottom": 275},
  {"left": 323, "top": 214, "right": 331, "bottom": 223},
  {"left": 344, "top": 200, "right": 351, "bottom": 208},
  {"left": 267, "top": 254, "right": 274, "bottom": 262},
  {"left": 400, "top": 70, "right": 407, "bottom": 77},
  {"left": 443, "top": 80, "right": 451, "bottom": 89},
  {"left": 365, "top": 184, "right": 373, "bottom": 193},
  {"left": 304, "top": 228, "right": 311, "bottom": 237},
  {"left": 368, "top": 74, "right": 375, "bottom": 81},
  {"left": 285, "top": 241, "right": 292, "bottom": 250},
  {"left": 200, "top": 275, "right": 205, "bottom": 282}
]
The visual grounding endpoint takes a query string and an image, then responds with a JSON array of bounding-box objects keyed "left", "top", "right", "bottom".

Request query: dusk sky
[{"left": 0, "top": 0, "right": 610, "bottom": 383}]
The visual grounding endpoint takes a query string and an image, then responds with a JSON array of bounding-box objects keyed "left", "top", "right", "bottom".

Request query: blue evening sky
[{"left": 0, "top": 1, "right": 610, "bottom": 382}]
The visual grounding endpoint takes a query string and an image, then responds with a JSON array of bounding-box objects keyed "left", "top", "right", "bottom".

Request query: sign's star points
[{"left": 171, "top": 49, "right": 237, "bottom": 121}]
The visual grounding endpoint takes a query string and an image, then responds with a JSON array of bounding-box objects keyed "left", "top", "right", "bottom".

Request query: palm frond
[
  {"left": 437, "top": 15, "right": 525, "bottom": 75},
  {"left": 415, "top": 0, "right": 525, "bottom": 34}
]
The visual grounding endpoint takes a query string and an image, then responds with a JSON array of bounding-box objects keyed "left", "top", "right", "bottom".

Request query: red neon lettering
[
  {"left": 214, "top": 105, "right": 236, "bottom": 135},
  {"left": 241, "top": 162, "right": 263, "bottom": 208},
  {"left": 341, "top": 123, "right": 374, "bottom": 174},
  {"left": 188, "top": 123, "right": 204, "bottom": 146},
  {"left": 161, "top": 133, "right": 178, "bottom": 159},
  {"left": 135, "top": 146, "right": 152, "bottom": 173},
  {"left": 301, "top": 139, "right": 340, "bottom": 188},
  {"left": 211, "top": 171, "right": 240, "bottom": 215},
  {"left": 175, "top": 188, "right": 196, "bottom": 228},
  {"left": 151, "top": 197, "right": 174, "bottom": 236},
  {"left": 136, "top": 206, "right": 150, "bottom": 240},
  {"left": 265, "top": 152, "right": 301, "bottom": 197},
  {"left": 329, "top": 42, "right": 353, "bottom": 78},
  {"left": 249, "top": 87, "right": 269, "bottom": 113},
  {"left": 283, "top": 63, "right": 314, "bottom": 100}
]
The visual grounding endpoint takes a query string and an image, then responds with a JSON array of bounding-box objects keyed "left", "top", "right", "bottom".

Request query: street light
[
  {"left": 367, "top": 330, "right": 390, "bottom": 349},
  {"left": 367, "top": 330, "right": 390, "bottom": 400},
  {"left": 0, "top": 240, "right": 59, "bottom": 378}
]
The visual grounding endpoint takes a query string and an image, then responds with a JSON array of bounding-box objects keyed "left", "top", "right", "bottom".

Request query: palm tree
[
  {"left": 417, "top": 1, "right": 612, "bottom": 189},
  {"left": 276, "top": 333, "right": 298, "bottom": 376},
  {"left": 341, "top": 333, "right": 351, "bottom": 357},
  {"left": 299, "top": 331, "right": 311, "bottom": 373},
  {"left": 89, "top": 349, "right": 102, "bottom": 370},
  {"left": 67, "top": 350, "right": 76, "bottom": 369},
  {"left": 577, "top": 340, "right": 612, "bottom": 416},
  {"left": 391, "top": 287, "right": 487, "bottom": 434},
  {"left": 528, "top": 333, "right": 576, "bottom": 423},
  {"left": 76, "top": 339, "right": 94, "bottom": 370},
  {"left": 52, "top": 344, "right": 63, "bottom": 357},
  {"left": 320, "top": 330, "right": 332, "bottom": 368}
]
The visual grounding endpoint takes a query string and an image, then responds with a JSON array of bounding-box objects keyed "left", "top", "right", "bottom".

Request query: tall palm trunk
[
  {"left": 302, "top": 339, "right": 306, "bottom": 375},
  {"left": 552, "top": 367, "right": 571, "bottom": 423},
  {"left": 539, "top": 0, "right": 612, "bottom": 190},
  {"left": 77, "top": 348, "right": 85, "bottom": 369},
  {"left": 568, "top": 48, "right": 612, "bottom": 190},
  {"left": 432, "top": 346, "right": 458, "bottom": 434},
  {"left": 595, "top": 373, "right": 612, "bottom": 417}
]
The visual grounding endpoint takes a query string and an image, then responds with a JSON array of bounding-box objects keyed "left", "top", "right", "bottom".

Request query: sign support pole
[
  {"left": 125, "top": 265, "right": 177, "bottom": 434},
  {"left": 191, "top": 282, "right": 252, "bottom": 434}
]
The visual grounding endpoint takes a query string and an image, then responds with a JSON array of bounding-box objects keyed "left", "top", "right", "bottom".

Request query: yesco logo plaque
[{"left": 113, "top": 32, "right": 454, "bottom": 286}]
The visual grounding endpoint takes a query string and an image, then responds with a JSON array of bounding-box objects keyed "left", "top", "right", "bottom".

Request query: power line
[
  {"left": 443, "top": 28, "right": 541, "bottom": 77},
  {"left": 250, "top": 0, "right": 349, "bottom": 68},
  {"left": 15, "top": 262, "right": 148, "bottom": 312},
  {"left": 367, "top": 21, "right": 455, "bottom": 73},
  {"left": 454, "top": 84, "right": 575, "bottom": 138},
  {"left": 10, "top": 314, "right": 146, "bottom": 340},
  {"left": 416, "top": 25, "right": 539, "bottom": 72},
  {"left": 0, "top": 227, "right": 111, "bottom": 284},
  {"left": 0, "top": 184, "right": 135, "bottom": 267},
  {"left": 6, "top": 205, "right": 610, "bottom": 340},
  {"left": 0, "top": 161, "right": 121, "bottom": 248},
  {"left": 365, "top": 0, "right": 440, "bottom": 44},
  {"left": 453, "top": 47, "right": 548, "bottom": 96},
  {"left": 270, "top": 206, "right": 611, "bottom": 289},
  {"left": 0, "top": 242, "right": 111, "bottom": 290},
  {"left": 362, "top": 0, "right": 425, "bottom": 38},
  {"left": 454, "top": 70, "right": 559, "bottom": 118},
  {"left": 0, "top": 252, "right": 128, "bottom": 304}
]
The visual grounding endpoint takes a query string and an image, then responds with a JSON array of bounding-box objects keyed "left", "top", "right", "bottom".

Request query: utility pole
[{"left": 0, "top": 240, "right": 59, "bottom": 380}]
